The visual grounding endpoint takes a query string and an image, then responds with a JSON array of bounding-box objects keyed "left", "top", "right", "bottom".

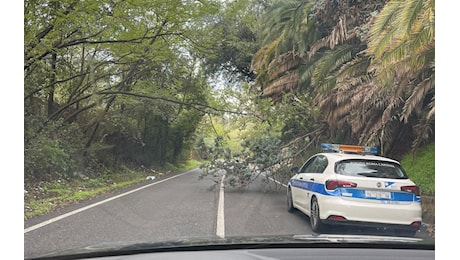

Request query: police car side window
[
  {"left": 299, "top": 156, "right": 317, "bottom": 173},
  {"left": 314, "top": 155, "right": 328, "bottom": 173},
  {"left": 300, "top": 155, "right": 328, "bottom": 173}
]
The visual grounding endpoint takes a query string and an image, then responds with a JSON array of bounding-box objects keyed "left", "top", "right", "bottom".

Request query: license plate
[{"left": 365, "top": 190, "right": 391, "bottom": 199}]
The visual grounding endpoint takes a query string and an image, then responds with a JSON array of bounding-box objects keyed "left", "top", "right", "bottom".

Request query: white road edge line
[
  {"left": 24, "top": 169, "right": 196, "bottom": 234},
  {"left": 216, "top": 174, "right": 225, "bottom": 238}
]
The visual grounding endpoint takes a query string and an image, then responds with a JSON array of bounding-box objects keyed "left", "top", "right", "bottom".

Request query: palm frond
[
  {"left": 336, "top": 55, "right": 371, "bottom": 84},
  {"left": 267, "top": 52, "right": 301, "bottom": 81},
  {"left": 401, "top": 75, "right": 434, "bottom": 123},
  {"left": 367, "top": 0, "right": 401, "bottom": 57},
  {"left": 426, "top": 95, "right": 435, "bottom": 120},
  {"left": 411, "top": 116, "right": 434, "bottom": 150},
  {"left": 308, "top": 15, "right": 350, "bottom": 59},
  {"left": 262, "top": 71, "right": 299, "bottom": 98},
  {"left": 399, "top": 0, "right": 424, "bottom": 35},
  {"left": 312, "top": 45, "right": 354, "bottom": 92}
]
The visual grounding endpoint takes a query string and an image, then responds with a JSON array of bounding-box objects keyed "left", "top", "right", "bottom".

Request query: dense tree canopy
[
  {"left": 24, "top": 0, "right": 230, "bottom": 181},
  {"left": 24, "top": 0, "right": 434, "bottom": 186}
]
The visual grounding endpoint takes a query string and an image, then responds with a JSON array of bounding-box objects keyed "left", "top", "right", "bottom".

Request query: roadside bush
[
  {"left": 24, "top": 118, "right": 85, "bottom": 182},
  {"left": 400, "top": 142, "right": 435, "bottom": 195}
]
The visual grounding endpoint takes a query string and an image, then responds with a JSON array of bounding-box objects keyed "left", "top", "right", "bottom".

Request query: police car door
[{"left": 292, "top": 155, "right": 328, "bottom": 215}]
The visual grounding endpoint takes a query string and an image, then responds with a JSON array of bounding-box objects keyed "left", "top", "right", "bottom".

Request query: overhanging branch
[{"left": 99, "top": 91, "right": 244, "bottom": 116}]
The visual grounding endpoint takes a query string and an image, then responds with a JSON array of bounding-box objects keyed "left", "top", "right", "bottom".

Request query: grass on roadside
[
  {"left": 24, "top": 175, "right": 146, "bottom": 220},
  {"left": 400, "top": 142, "right": 435, "bottom": 196},
  {"left": 163, "top": 159, "right": 203, "bottom": 172}
]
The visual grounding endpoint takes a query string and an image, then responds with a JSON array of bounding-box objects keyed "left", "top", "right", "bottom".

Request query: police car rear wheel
[{"left": 310, "top": 197, "right": 324, "bottom": 232}]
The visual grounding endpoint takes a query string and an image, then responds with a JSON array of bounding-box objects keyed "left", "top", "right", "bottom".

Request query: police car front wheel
[{"left": 287, "top": 188, "right": 295, "bottom": 212}]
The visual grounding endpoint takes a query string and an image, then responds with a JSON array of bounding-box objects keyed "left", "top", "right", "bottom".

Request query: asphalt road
[
  {"left": 24, "top": 168, "right": 432, "bottom": 259},
  {"left": 24, "top": 168, "right": 312, "bottom": 259}
]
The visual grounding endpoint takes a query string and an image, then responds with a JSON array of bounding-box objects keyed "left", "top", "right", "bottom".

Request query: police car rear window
[{"left": 335, "top": 159, "right": 408, "bottom": 179}]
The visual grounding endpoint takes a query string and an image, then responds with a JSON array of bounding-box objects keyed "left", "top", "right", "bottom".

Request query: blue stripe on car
[{"left": 289, "top": 179, "right": 420, "bottom": 202}]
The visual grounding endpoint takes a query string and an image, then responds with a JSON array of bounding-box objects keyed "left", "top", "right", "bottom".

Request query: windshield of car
[
  {"left": 335, "top": 160, "right": 408, "bottom": 179},
  {"left": 22, "top": 0, "right": 438, "bottom": 259}
]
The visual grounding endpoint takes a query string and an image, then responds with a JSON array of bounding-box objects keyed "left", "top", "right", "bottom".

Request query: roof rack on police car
[{"left": 321, "top": 143, "right": 378, "bottom": 155}]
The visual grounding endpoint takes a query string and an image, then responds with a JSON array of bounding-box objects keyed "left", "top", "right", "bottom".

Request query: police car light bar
[{"left": 321, "top": 143, "right": 378, "bottom": 155}]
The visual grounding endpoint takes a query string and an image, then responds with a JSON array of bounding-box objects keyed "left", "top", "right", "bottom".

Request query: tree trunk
[{"left": 47, "top": 52, "right": 57, "bottom": 117}]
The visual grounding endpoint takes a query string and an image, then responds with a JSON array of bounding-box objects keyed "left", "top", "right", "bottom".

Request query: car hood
[{"left": 28, "top": 234, "right": 434, "bottom": 260}]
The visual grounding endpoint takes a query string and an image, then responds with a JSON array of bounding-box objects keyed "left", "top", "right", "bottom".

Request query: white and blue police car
[{"left": 287, "top": 143, "right": 422, "bottom": 236}]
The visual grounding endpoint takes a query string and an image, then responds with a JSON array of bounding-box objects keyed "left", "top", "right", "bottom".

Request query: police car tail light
[
  {"left": 325, "top": 180, "right": 357, "bottom": 190},
  {"left": 400, "top": 185, "right": 420, "bottom": 196},
  {"left": 321, "top": 143, "right": 378, "bottom": 154},
  {"left": 410, "top": 221, "right": 421, "bottom": 227},
  {"left": 327, "top": 215, "right": 347, "bottom": 221}
]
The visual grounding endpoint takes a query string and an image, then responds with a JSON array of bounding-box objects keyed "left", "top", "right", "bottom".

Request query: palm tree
[
  {"left": 366, "top": 0, "right": 435, "bottom": 150},
  {"left": 252, "top": 0, "right": 387, "bottom": 143},
  {"left": 253, "top": 0, "right": 387, "bottom": 100},
  {"left": 321, "top": 0, "right": 435, "bottom": 154},
  {"left": 252, "top": 0, "right": 434, "bottom": 157},
  {"left": 251, "top": 0, "right": 319, "bottom": 102}
]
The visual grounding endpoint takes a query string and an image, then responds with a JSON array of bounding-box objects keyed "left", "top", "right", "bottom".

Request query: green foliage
[
  {"left": 199, "top": 131, "right": 293, "bottom": 189},
  {"left": 163, "top": 159, "right": 203, "bottom": 173},
  {"left": 24, "top": 0, "right": 229, "bottom": 182},
  {"left": 400, "top": 142, "right": 435, "bottom": 195},
  {"left": 199, "top": 0, "right": 260, "bottom": 81},
  {"left": 195, "top": 137, "right": 213, "bottom": 160},
  {"left": 24, "top": 118, "right": 85, "bottom": 181}
]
